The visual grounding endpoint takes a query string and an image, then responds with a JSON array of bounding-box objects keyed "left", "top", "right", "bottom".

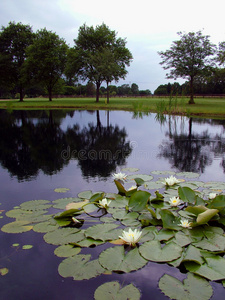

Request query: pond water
[{"left": 0, "top": 109, "right": 225, "bottom": 299}]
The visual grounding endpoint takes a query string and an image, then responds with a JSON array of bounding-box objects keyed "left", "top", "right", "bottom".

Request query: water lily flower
[
  {"left": 208, "top": 192, "right": 217, "bottom": 199},
  {"left": 72, "top": 217, "right": 80, "bottom": 223},
  {"left": 112, "top": 172, "right": 127, "bottom": 181},
  {"left": 119, "top": 228, "right": 142, "bottom": 246},
  {"left": 99, "top": 198, "right": 111, "bottom": 208},
  {"left": 169, "top": 196, "right": 181, "bottom": 206},
  {"left": 163, "top": 175, "right": 181, "bottom": 186},
  {"left": 179, "top": 219, "right": 191, "bottom": 228}
]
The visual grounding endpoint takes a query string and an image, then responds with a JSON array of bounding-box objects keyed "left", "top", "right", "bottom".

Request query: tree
[
  {"left": 217, "top": 41, "right": 225, "bottom": 66},
  {"left": 67, "top": 23, "right": 132, "bottom": 103},
  {"left": 0, "top": 22, "right": 34, "bottom": 101},
  {"left": 131, "top": 83, "right": 139, "bottom": 95},
  {"left": 158, "top": 31, "right": 216, "bottom": 104},
  {"left": 24, "top": 28, "right": 68, "bottom": 101}
]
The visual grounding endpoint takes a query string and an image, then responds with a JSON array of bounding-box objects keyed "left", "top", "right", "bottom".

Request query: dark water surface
[{"left": 0, "top": 110, "right": 224, "bottom": 299}]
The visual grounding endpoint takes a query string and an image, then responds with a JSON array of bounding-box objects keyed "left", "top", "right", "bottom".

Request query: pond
[{"left": 0, "top": 109, "right": 225, "bottom": 299}]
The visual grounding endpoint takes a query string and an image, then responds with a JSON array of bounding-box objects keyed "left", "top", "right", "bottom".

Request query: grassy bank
[{"left": 1, "top": 96, "right": 225, "bottom": 118}]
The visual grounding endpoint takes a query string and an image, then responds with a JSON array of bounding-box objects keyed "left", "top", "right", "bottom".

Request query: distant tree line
[
  {"left": 0, "top": 22, "right": 133, "bottom": 102},
  {"left": 1, "top": 23, "right": 225, "bottom": 103}
]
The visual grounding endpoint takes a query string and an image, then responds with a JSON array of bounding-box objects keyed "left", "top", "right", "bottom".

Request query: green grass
[{"left": 1, "top": 96, "right": 225, "bottom": 118}]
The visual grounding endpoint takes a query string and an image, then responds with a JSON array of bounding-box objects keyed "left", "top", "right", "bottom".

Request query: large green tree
[
  {"left": 24, "top": 28, "right": 68, "bottom": 101},
  {"left": 0, "top": 22, "right": 34, "bottom": 101},
  {"left": 66, "top": 23, "right": 132, "bottom": 103},
  {"left": 158, "top": 31, "right": 216, "bottom": 104}
]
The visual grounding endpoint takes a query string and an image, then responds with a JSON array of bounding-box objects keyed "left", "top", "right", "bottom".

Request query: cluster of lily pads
[{"left": 2, "top": 169, "right": 225, "bottom": 300}]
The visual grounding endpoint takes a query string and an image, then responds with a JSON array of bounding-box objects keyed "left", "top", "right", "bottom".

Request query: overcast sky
[{"left": 1, "top": 0, "right": 225, "bottom": 92}]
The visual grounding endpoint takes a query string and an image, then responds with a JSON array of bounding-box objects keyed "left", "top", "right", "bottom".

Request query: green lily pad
[
  {"left": 20, "top": 200, "right": 52, "bottom": 210},
  {"left": 159, "top": 272, "right": 213, "bottom": 300},
  {"left": 78, "top": 190, "right": 93, "bottom": 199},
  {"left": 129, "top": 190, "right": 151, "bottom": 212},
  {"left": 85, "top": 223, "right": 122, "bottom": 241},
  {"left": 176, "top": 172, "right": 199, "bottom": 179},
  {"left": 99, "top": 246, "right": 147, "bottom": 272},
  {"left": 94, "top": 281, "right": 141, "bottom": 300},
  {"left": 182, "top": 245, "right": 204, "bottom": 265},
  {"left": 0, "top": 268, "right": 9, "bottom": 276},
  {"left": 127, "top": 174, "right": 153, "bottom": 182},
  {"left": 185, "top": 256, "right": 225, "bottom": 281},
  {"left": 1, "top": 221, "right": 33, "bottom": 233},
  {"left": 52, "top": 197, "right": 83, "bottom": 209},
  {"left": 54, "top": 188, "right": 70, "bottom": 193},
  {"left": 58, "top": 254, "right": 104, "bottom": 280},
  {"left": 54, "top": 244, "right": 81, "bottom": 257},
  {"left": 33, "top": 219, "right": 59, "bottom": 233},
  {"left": 151, "top": 170, "right": 175, "bottom": 175},
  {"left": 43, "top": 228, "right": 84, "bottom": 245},
  {"left": 178, "top": 187, "right": 196, "bottom": 204},
  {"left": 139, "top": 240, "right": 182, "bottom": 262},
  {"left": 22, "top": 245, "right": 33, "bottom": 250},
  {"left": 193, "top": 231, "right": 225, "bottom": 251}
]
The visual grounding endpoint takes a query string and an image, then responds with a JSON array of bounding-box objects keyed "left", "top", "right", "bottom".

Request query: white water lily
[
  {"left": 112, "top": 172, "right": 127, "bottom": 181},
  {"left": 208, "top": 192, "right": 217, "bottom": 199},
  {"left": 163, "top": 175, "right": 181, "bottom": 186},
  {"left": 179, "top": 219, "right": 192, "bottom": 228},
  {"left": 169, "top": 196, "right": 181, "bottom": 207},
  {"left": 119, "top": 228, "right": 142, "bottom": 246},
  {"left": 99, "top": 198, "right": 111, "bottom": 208}
]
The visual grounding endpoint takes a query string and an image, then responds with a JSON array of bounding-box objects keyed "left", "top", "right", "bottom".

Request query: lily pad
[
  {"left": 54, "top": 188, "right": 70, "bottom": 193},
  {"left": 159, "top": 272, "right": 213, "bottom": 300},
  {"left": 94, "top": 281, "right": 141, "bottom": 300},
  {"left": 43, "top": 228, "right": 84, "bottom": 245},
  {"left": 1, "top": 221, "right": 33, "bottom": 233},
  {"left": 22, "top": 245, "right": 33, "bottom": 250},
  {"left": 0, "top": 268, "right": 9, "bottom": 276},
  {"left": 151, "top": 170, "right": 175, "bottom": 175},
  {"left": 20, "top": 200, "right": 52, "bottom": 210},
  {"left": 78, "top": 190, "right": 93, "bottom": 199},
  {"left": 176, "top": 172, "right": 199, "bottom": 179},
  {"left": 85, "top": 223, "right": 122, "bottom": 241},
  {"left": 58, "top": 254, "right": 104, "bottom": 280},
  {"left": 139, "top": 240, "right": 182, "bottom": 262},
  {"left": 99, "top": 246, "right": 147, "bottom": 272},
  {"left": 185, "top": 256, "right": 225, "bottom": 281},
  {"left": 54, "top": 244, "right": 81, "bottom": 257},
  {"left": 52, "top": 197, "right": 83, "bottom": 209}
]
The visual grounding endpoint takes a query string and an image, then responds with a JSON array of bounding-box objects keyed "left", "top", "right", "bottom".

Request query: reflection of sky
[{"left": 1, "top": 111, "right": 225, "bottom": 299}]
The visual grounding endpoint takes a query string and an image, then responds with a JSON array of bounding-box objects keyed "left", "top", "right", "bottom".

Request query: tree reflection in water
[
  {"left": 0, "top": 110, "right": 131, "bottom": 181},
  {"left": 158, "top": 115, "right": 225, "bottom": 173}
]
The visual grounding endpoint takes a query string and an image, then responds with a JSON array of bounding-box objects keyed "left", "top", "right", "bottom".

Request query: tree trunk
[
  {"left": 189, "top": 76, "right": 195, "bottom": 104},
  {"left": 48, "top": 86, "right": 52, "bottom": 102},
  {"left": 107, "top": 81, "right": 109, "bottom": 104},
  {"left": 19, "top": 84, "right": 24, "bottom": 102},
  {"left": 96, "top": 82, "right": 100, "bottom": 103}
]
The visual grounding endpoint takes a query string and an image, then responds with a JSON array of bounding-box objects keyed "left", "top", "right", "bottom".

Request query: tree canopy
[
  {"left": 66, "top": 23, "right": 133, "bottom": 102},
  {"left": 158, "top": 31, "right": 216, "bottom": 104},
  {"left": 23, "top": 28, "right": 68, "bottom": 101},
  {"left": 0, "top": 22, "right": 34, "bottom": 101}
]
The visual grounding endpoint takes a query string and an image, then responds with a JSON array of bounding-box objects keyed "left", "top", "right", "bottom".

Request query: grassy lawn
[{"left": 0, "top": 96, "right": 225, "bottom": 118}]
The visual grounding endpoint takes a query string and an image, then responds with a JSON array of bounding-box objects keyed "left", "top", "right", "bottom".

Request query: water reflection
[
  {"left": 158, "top": 116, "right": 225, "bottom": 174},
  {"left": 0, "top": 110, "right": 131, "bottom": 181}
]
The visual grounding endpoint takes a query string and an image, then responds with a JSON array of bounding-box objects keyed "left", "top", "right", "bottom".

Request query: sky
[{"left": 1, "top": 0, "right": 225, "bottom": 92}]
